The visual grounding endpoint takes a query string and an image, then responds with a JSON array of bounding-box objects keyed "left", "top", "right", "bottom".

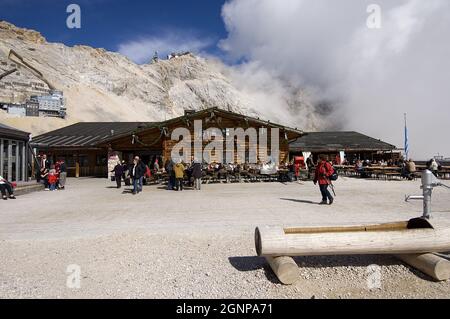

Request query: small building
[
  {"left": 31, "top": 107, "right": 303, "bottom": 177},
  {"left": 25, "top": 99, "right": 39, "bottom": 117},
  {"left": 31, "top": 90, "right": 66, "bottom": 118},
  {"left": 31, "top": 122, "right": 150, "bottom": 177},
  {"left": 289, "top": 131, "right": 399, "bottom": 163},
  {"left": 6, "top": 103, "right": 26, "bottom": 117},
  {"left": 0, "top": 123, "right": 30, "bottom": 182}
]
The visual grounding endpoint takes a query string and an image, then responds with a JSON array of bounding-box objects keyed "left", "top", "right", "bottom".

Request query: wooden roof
[
  {"left": 98, "top": 107, "right": 304, "bottom": 145},
  {"left": 0, "top": 123, "right": 30, "bottom": 140},
  {"left": 31, "top": 122, "right": 156, "bottom": 149},
  {"left": 32, "top": 107, "right": 304, "bottom": 149},
  {"left": 289, "top": 131, "right": 397, "bottom": 152}
]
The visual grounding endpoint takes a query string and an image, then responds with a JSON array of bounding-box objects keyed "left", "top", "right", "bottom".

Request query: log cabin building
[
  {"left": 289, "top": 131, "right": 399, "bottom": 164},
  {"left": 31, "top": 107, "right": 303, "bottom": 177},
  {"left": 31, "top": 109, "right": 400, "bottom": 178}
]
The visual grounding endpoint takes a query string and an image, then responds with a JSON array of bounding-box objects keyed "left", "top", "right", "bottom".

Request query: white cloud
[
  {"left": 220, "top": 0, "right": 450, "bottom": 159},
  {"left": 118, "top": 31, "right": 214, "bottom": 64}
]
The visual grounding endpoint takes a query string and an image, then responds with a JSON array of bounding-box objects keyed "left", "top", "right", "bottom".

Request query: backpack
[{"left": 329, "top": 166, "right": 339, "bottom": 181}]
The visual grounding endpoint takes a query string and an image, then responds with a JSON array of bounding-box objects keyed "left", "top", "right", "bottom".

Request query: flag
[{"left": 404, "top": 113, "right": 409, "bottom": 160}]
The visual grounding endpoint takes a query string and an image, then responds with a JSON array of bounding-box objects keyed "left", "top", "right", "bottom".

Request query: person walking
[
  {"left": 191, "top": 159, "right": 202, "bottom": 190},
  {"left": 0, "top": 175, "right": 16, "bottom": 200},
  {"left": 314, "top": 155, "right": 334, "bottom": 205},
  {"left": 306, "top": 155, "right": 315, "bottom": 180},
  {"left": 111, "top": 161, "right": 124, "bottom": 188},
  {"left": 121, "top": 161, "right": 130, "bottom": 186},
  {"left": 165, "top": 159, "right": 175, "bottom": 190},
  {"left": 58, "top": 159, "right": 67, "bottom": 190},
  {"left": 130, "top": 156, "right": 146, "bottom": 195},
  {"left": 174, "top": 160, "right": 185, "bottom": 191}
]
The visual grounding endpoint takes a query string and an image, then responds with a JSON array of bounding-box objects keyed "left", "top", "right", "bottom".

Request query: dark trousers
[
  {"left": 133, "top": 177, "right": 143, "bottom": 193},
  {"left": 0, "top": 183, "right": 13, "bottom": 197},
  {"left": 319, "top": 184, "right": 333, "bottom": 202},
  {"left": 115, "top": 176, "right": 122, "bottom": 188},
  {"left": 168, "top": 173, "right": 176, "bottom": 190},
  {"left": 176, "top": 178, "right": 183, "bottom": 191}
]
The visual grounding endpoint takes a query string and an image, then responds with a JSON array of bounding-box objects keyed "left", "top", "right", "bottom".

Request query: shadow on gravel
[
  {"left": 228, "top": 256, "right": 280, "bottom": 284},
  {"left": 229, "top": 254, "right": 437, "bottom": 283},
  {"left": 293, "top": 255, "right": 440, "bottom": 282},
  {"left": 280, "top": 198, "right": 317, "bottom": 204},
  {"left": 291, "top": 254, "right": 398, "bottom": 268}
]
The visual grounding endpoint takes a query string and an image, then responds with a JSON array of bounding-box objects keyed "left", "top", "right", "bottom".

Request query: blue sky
[{"left": 0, "top": 0, "right": 228, "bottom": 62}]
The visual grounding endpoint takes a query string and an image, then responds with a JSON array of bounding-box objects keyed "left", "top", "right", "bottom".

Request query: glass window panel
[
  {"left": 3, "top": 139, "right": 9, "bottom": 180},
  {"left": 11, "top": 140, "right": 17, "bottom": 181}
]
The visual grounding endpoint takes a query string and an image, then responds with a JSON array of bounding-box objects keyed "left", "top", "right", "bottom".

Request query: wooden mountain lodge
[
  {"left": 31, "top": 108, "right": 303, "bottom": 177},
  {"left": 31, "top": 108, "right": 399, "bottom": 178}
]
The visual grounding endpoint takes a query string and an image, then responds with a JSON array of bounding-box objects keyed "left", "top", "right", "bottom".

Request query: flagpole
[{"left": 404, "top": 113, "right": 409, "bottom": 160}]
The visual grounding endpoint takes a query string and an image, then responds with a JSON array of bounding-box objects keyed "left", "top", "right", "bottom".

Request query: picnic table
[
  {"left": 334, "top": 165, "right": 404, "bottom": 180},
  {"left": 363, "top": 166, "right": 402, "bottom": 180}
]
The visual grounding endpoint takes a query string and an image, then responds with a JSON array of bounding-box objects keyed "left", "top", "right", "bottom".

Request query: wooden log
[
  {"left": 266, "top": 256, "right": 300, "bottom": 285},
  {"left": 255, "top": 218, "right": 450, "bottom": 257},
  {"left": 396, "top": 253, "right": 450, "bottom": 281}
]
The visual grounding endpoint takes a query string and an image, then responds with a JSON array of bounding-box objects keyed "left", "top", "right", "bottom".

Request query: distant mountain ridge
[{"left": 0, "top": 21, "right": 324, "bottom": 135}]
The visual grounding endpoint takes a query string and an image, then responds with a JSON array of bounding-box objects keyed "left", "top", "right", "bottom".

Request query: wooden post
[
  {"left": 75, "top": 154, "right": 80, "bottom": 178},
  {"left": 255, "top": 219, "right": 450, "bottom": 257},
  {"left": 266, "top": 256, "right": 300, "bottom": 285},
  {"left": 396, "top": 253, "right": 450, "bottom": 281}
]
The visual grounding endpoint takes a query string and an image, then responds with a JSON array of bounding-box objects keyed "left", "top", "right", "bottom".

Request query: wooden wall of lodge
[
  {"left": 108, "top": 117, "right": 292, "bottom": 164},
  {"left": 41, "top": 117, "right": 297, "bottom": 177},
  {"left": 41, "top": 149, "right": 107, "bottom": 178}
]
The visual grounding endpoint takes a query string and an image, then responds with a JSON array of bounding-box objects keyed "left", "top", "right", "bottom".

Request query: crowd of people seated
[
  {"left": 37, "top": 154, "right": 67, "bottom": 191},
  {"left": 340, "top": 157, "right": 444, "bottom": 180},
  {"left": 109, "top": 153, "right": 446, "bottom": 194}
]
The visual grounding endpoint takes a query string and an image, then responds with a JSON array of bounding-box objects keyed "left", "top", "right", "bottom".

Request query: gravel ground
[{"left": 0, "top": 177, "right": 449, "bottom": 298}]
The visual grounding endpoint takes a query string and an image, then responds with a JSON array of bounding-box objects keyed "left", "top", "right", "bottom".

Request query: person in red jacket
[
  {"left": 47, "top": 168, "right": 58, "bottom": 191},
  {"left": 314, "top": 155, "right": 334, "bottom": 205}
]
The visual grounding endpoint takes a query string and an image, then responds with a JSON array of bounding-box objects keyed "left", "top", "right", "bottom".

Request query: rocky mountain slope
[{"left": 0, "top": 21, "right": 323, "bottom": 135}]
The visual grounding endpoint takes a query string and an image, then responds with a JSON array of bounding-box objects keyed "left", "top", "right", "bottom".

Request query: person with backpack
[{"left": 314, "top": 155, "right": 335, "bottom": 205}]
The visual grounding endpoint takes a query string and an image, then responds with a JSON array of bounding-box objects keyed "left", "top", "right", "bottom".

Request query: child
[{"left": 48, "top": 169, "right": 58, "bottom": 191}]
